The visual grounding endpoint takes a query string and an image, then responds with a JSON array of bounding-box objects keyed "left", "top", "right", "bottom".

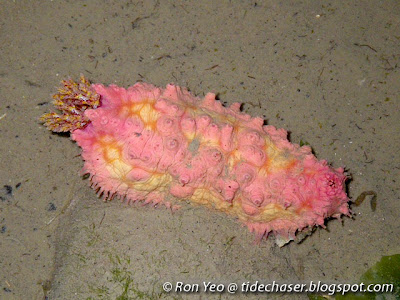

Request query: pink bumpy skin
[{"left": 69, "top": 82, "right": 349, "bottom": 246}]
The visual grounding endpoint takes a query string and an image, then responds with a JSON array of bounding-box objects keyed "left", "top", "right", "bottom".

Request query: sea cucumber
[{"left": 41, "top": 75, "right": 349, "bottom": 246}]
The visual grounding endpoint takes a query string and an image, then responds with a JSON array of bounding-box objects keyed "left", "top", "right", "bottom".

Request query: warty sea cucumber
[{"left": 41, "top": 75, "right": 350, "bottom": 246}]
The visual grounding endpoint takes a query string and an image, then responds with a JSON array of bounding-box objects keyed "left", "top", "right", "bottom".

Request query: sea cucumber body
[{"left": 71, "top": 82, "right": 349, "bottom": 242}]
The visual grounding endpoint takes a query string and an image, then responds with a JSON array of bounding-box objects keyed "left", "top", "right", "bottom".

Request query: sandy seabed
[{"left": 0, "top": 1, "right": 399, "bottom": 299}]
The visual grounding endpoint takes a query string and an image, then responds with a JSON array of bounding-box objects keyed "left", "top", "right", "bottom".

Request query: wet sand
[{"left": 0, "top": 1, "right": 399, "bottom": 299}]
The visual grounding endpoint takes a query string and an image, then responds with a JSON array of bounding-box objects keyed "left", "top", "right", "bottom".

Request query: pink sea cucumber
[{"left": 41, "top": 75, "right": 350, "bottom": 246}]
